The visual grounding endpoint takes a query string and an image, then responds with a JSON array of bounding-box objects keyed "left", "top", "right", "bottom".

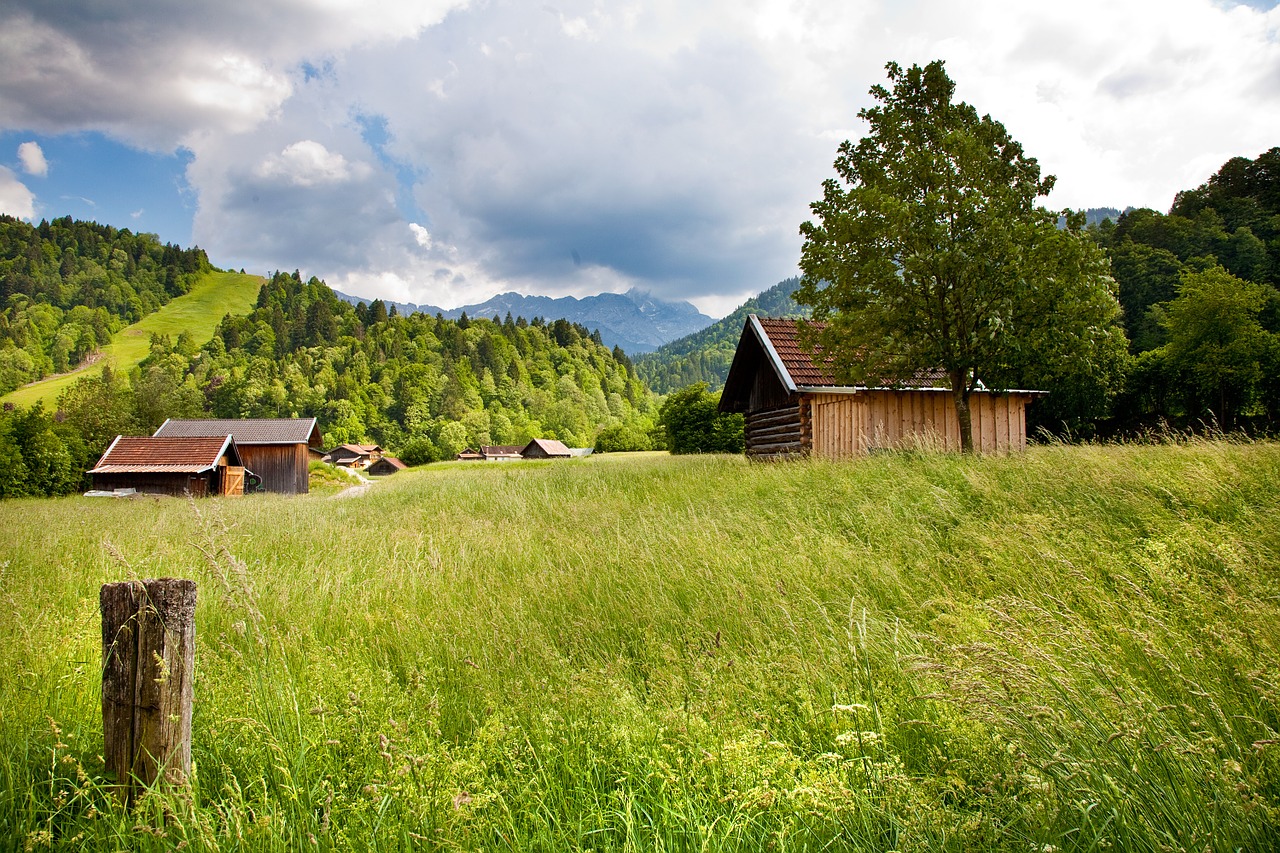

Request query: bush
[
  {"left": 657, "top": 383, "right": 744, "bottom": 454},
  {"left": 593, "top": 424, "right": 653, "bottom": 453}
]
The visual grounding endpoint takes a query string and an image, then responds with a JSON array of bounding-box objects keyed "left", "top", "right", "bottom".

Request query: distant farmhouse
[
  {"left": 88, "top": 435, "right": 245, "bottom": 497},
  {"left": 154, "top": 418, "right": 323, "bottom": 494},
  {"left": 520, "top": 438, "right": 572, "bottom": 459},
  {"left": 456, "top": 439, "right": 578, "bottom": 461},
  {"left": 367, "top": 456, "right": 407, "bottom": 476},
  {"left": 326, "top": 443, "right": 383, "bottom": 469},
  {"left": 720, "top": 316, "right": 1042, "bottom": 460}
]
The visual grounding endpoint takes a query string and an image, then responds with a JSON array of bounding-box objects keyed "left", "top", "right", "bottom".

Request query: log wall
[{"left": 744, "top": 403, "right": 806, "bottom": 460}]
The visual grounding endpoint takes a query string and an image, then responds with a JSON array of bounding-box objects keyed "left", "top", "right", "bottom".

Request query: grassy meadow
[
  {"left": 1, "top": 443, "right": 1278, "bottom": 851},
  {"left": 1, "top": 271, "right": 263, "bottom": 410}
]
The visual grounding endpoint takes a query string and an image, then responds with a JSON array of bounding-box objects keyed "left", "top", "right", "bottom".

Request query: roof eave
[
  {"left": 795, "top": 384, "right": 1047, "bottom": 395},
  {"left": 750, "top": 314, "right": 798, "bottom": 394}
]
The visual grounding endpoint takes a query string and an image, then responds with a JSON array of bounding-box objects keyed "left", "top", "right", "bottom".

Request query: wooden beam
[{"left": 101, "top": 579, "right": 196, "bottom": 805}]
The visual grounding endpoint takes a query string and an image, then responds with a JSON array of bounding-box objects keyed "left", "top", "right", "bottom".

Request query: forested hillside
[
  {"left": 0, "top": 269, "right": 659, "bottom": 496},
  {"left": 635, "top": 277, "right": 807, "bottom": 393},
  {"left": 200, "top": 272, "right": 656, "bottom": 460},
  {"left": 1097, "top": 147, "right": 1280, "bottom": 432},
  {"left": 0, "top": 216, "right": 210, "bottom": 393}
]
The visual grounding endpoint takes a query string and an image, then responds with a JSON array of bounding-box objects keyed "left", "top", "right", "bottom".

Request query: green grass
[
  {"left": 1, "top": 443, "right": 1278, "bottom": 850},
  {"left": 1, "top": 271, "right": 262, "bottom": 410}
]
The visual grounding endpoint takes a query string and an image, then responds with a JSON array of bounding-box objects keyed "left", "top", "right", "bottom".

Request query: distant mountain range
[
  {"left": 332, "top": 287, "right": 713, "bottom": 354},
  {"left": 635, "top": 277, "right": 808, "bottom": 394}
]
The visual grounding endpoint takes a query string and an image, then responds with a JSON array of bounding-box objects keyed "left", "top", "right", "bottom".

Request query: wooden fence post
[{"left": 100, "top": 578, "right": 196, "bottom": 804}]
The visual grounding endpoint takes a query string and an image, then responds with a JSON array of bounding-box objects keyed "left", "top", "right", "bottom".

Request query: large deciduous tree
[{"left": 796, "top": 60, "right": 1124, "bottom": 451}]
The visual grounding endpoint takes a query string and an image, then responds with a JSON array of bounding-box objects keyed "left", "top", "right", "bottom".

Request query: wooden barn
[
  {"left": 481, "top": 445, "right": 525, "bottom": 461},
  {"left": 153, "top": 418, "right": 323, "bottom": 494},
  {"left": 521, "top": 438, "right": 572, "bottom": 459},
  {"left": 88, "top": 435, "right": 245, "bottom": 497},
  {"left": 367, "top": 456, "right": 407, "bottom": 476},
  {"left": 719, "top": 316, "right": 1043, "bottom": 460},
  {"left": 327, "top": 443, "right": 382, "bottom": 468}
]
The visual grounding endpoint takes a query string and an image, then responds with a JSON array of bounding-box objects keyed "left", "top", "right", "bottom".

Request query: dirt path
[{"left": 332, "top": 467, "right": 374, "bottom": 499}]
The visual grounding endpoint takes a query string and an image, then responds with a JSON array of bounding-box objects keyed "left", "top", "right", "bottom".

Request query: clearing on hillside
[{"left": 1, "top": 271, "right": 262, "bottom": 410}]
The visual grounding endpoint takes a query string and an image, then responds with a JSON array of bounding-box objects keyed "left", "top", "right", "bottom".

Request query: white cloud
[
  {"left": 0, "top": 1, "right": 467, "bottom": 148},
  {"left": 409, "top": 223, "right": 433, "bottom": 248},
  {"left": 256, "top": 140, "right": 371, "bottom": 187},
  {"left": 17, "top": 141, "right": 47, "bottom": 176},
  {"left": 0, "top": 167, "right": 36, "bottom": 219},
  {"left": 3, "top": 0, "right": 1279, "bottom": 313}
]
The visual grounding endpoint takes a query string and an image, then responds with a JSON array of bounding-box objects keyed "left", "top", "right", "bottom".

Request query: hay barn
[
  {"left": 521, "top": 438, "right": 572, "bottom": 459},
  {"left": 719, "top": 315, "right": 1042, "bottom": 460},
  {"left": 153, "top": 418, "right": 323, "bottom": 494}
]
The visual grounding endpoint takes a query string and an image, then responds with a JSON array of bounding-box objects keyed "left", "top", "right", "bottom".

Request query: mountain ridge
[{"left": 332, "top": 287, "right": 713, "bottom": 354}]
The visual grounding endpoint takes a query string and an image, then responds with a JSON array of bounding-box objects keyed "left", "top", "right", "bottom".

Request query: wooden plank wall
[
  {"left": 808, "top": 391, "right": 1028, "bottom": 458},
  {"left": 239, "top": 444, "right": 309, "bottom": 494}
]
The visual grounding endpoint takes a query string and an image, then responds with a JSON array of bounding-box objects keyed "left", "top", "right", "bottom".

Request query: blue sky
[
  {"left": 1, "top": 0, "right": 1278, "bottom": 317},
  {"left": 1, "top": 132, "right": 195, "bottom": 246}
]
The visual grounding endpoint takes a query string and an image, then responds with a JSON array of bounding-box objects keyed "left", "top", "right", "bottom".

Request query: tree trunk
[{"left": 950, "top": 371, "right": 975, "bottom": 453}]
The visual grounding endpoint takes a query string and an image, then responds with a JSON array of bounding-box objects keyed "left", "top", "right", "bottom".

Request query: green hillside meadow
[
  {"left": 1, "top": 270, "right": 262, "bottom": 410},
  {"left": 1, "top": 443, "right": 1278, "bottom": 850}
]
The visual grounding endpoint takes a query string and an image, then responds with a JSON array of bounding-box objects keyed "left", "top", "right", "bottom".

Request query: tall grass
[{"left": 0, "top": 442, "right": 1277, "bottom": 850}]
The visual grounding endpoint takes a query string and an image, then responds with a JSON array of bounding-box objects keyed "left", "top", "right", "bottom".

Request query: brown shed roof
[
  {"left": 522, "top": 438, "right": 572, "bottom": 457},
  {"left": 89, "top": 435, "right": 241, "bottom": 474},
  {"left": 154, "top": 418, "right": 323, "bottom": 447}
]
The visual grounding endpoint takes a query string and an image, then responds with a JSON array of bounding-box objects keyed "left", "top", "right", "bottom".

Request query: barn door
[{"left": 221, "top": 466, "right": 245, "bottom": 496}]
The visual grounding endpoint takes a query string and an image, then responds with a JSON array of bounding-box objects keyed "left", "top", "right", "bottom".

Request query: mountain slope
[
  {"left": 333, "top": 287, "right": 712, "bottom": 354},
  {"left": 1, "top": 270, "right": 262, "bottom": 410},
  {"left": 635, "top": 277, "right": 808, "bottom": 394}
]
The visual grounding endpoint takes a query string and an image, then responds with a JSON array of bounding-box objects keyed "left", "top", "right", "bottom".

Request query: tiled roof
[
  {"left": 482, "top": 445, "right": 524, "bottom": 456},
  {"left": 89, "top": 436, "right": 235, "bottom": 474},
  {"left": 155, "top": 418, "right": 321, "bottom": 446},
  {"left": 754, "top": 317, "right": 949, "bottom": 389}
]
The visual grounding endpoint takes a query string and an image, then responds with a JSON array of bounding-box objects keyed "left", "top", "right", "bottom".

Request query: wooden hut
[
  {"left": 719, "top": 315, "right": 1043, "bottom": 460},
  {"left": 327, "top": 443, "right": 382, "bottom": 468},
  {"left": 88, "top": 435, "right": 244, "bottom": 497},
  {"left": 153, "top": 418, "right": 323, "bottom": 494},
  {"left": 521, "top": 438, "right": 572, "bottom": 459},
  {"left": 481, "top": 445, "right": 525, "bottom": 461},
  {"left": 367, "top": 456, "right": 407, "bottom": 476}
]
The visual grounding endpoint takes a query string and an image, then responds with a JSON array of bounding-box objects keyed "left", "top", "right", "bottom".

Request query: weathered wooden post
[{"left": 100, "top": 578, "right": 196, "bottom": 804}]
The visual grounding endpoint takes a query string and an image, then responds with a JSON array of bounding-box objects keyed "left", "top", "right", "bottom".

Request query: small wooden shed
[
  {"left": 88, "top": 435, "right": 244, "bottom": 497},
  {"left": 719, "top": 315, "right": 1042, "bottom": 460},
  {"left": 327, "top": 443, "right": 382, "bottom": 468},
  {"left": 521, "top": 438, "right": 572, "bottom": 459},
  {"left": 481, "top": 445, "right": 525, "bottom": 461},
  {"left": 367, "top": 456, "right": 407, "bottom": 476},
  {"left": 153, "top": 418, "right": 323, "bottom": 494}
]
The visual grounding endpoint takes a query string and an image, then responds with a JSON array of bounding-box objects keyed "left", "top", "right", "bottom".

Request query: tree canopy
[{"left": 796, "top": 60, "right": 1124, "bottom": 450}]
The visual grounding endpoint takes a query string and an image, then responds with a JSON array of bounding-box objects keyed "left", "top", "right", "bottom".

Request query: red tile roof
[
  {"left": 754, "top": 317, "right": 948, "bottom": 389},
  {"left": 89, "top": 436, "right": 238, "bottom": 474}
]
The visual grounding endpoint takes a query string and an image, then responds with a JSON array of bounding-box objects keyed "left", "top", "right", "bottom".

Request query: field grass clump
[{"left": 1, "top": 442, "right": 1278, "bottom": 850}]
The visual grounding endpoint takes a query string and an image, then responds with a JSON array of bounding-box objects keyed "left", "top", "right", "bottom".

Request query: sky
[{"left": 1, "top": 1, "right": 1278, "bottom": 318}]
